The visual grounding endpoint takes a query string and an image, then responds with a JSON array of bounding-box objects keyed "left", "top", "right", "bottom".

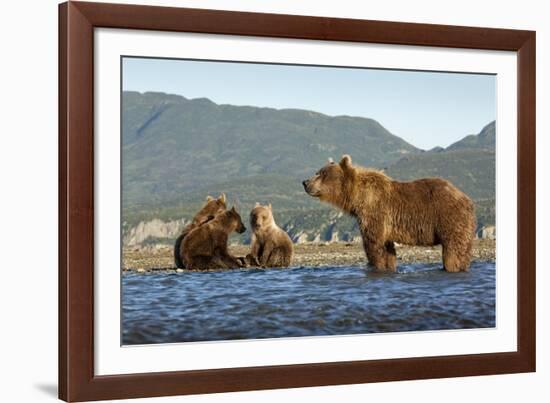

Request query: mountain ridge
[{"left": 122, "top": 91, "right": 495, "bottom": 245}]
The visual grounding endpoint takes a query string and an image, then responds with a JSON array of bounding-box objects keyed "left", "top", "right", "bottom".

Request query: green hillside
[
  {"left": 122, "top": 91, "right": 419, "bottom": 209},
  {"left": 446, "top": 121, "right": 495, "bottom": 151},
  {"left": 385, "top": 121, "right": 495, "bottom": 228},
  {"left": 122, "top": 91, "right": 495, "bottom": 244},
  {"left": 386, "top": 149, "right": 495, "bottom": 200}
]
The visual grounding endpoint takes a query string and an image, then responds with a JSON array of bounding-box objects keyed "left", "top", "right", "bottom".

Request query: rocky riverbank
[{"left": 122, "top": 239, "right": 495, "bottom": 272}]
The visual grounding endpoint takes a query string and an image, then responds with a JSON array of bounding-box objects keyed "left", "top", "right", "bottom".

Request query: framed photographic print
[{"left": 59, "top": 1, "right": 536, "bottom": 401}]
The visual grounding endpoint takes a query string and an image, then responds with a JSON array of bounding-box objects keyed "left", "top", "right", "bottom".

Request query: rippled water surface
[{"left": 122, "top": 262, "right": 495, "bottom": 345}]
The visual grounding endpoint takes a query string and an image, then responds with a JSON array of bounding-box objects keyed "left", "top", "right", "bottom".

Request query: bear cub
[
  {"left": 174, "top": 194, "right": 227, "bottom": 268},
  {"left": 182, "top": 206, "right": 247, "bottom": 270},
  {"left": 245, "top": 203, "right": 293, "bottom": 268}
]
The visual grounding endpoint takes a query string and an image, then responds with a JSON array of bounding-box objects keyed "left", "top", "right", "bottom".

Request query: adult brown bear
[
  {"left": 303, "top": 155, "right": 476, "bottom": 272},
  {"left": 173, "top": 194, "right": 226, "bottom": 268}
]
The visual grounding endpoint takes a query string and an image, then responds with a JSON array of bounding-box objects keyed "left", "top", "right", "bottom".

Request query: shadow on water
[{"left": 122, "top": 261, "right": 496, "bottom": 345}]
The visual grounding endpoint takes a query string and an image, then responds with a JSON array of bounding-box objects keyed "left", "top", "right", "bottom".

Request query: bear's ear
[
  {"left": 340, "top": 154, "right": 353, "bottom": 170},
  {"left": 206, "top": 195, "right": 214, "bottom": 202},
  {"left": 255, "top": 202, "right": 260, "bottom": 207},
  {"left": 218, "top": 193, "right": 226, "bottom": 203},
  {"left": 267, "top": 203, "right": 272, "bottom": 211},
  {"left": 328, "top": 157, "right": 334, "bottom": 164}
]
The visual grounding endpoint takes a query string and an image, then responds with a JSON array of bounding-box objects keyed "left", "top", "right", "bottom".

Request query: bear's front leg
[
  {"left": 363, "top": 239, "right": 396, "bottom": 271},
  {"left": 384, "top": 241, "right": 397, "bottom": 271},
  {"left": 219, "top": 252, "right": 246, "bottom": 269},
  {"left": 244, "top": 253, "right": 260, "bottom": 267}
]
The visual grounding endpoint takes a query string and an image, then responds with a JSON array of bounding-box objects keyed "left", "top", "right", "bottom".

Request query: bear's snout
[{"left": 303, "top": 179, "right": 318, "bottom": 196}]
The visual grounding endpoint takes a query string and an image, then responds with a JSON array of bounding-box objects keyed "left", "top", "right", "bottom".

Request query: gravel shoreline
[{"left": 123, "top": 239, "right": 495, "bottom": 272}]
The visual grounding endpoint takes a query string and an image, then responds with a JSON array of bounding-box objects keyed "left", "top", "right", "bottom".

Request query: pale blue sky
[{"left": 122, "top": 57, "right": 496, "bottom": 150}]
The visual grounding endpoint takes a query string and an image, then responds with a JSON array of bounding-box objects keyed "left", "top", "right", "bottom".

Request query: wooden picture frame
[{"left": 59, "top": 1, "right": 536, "bottom": 401}]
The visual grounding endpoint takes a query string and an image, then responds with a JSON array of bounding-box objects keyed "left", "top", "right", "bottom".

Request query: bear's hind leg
[
  {"left": 265, "top": 248, "right": 290, "bottom": 268},
  {"left": 187, "top": 255, "right": 217, "bottom": 270},
  {"left": 442, "top": 242, "right": 472, "bottom": 272}
]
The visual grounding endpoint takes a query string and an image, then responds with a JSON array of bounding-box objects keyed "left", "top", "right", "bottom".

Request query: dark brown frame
[{"left": 59, "top": 1, "right": 536, "bottom": 401}]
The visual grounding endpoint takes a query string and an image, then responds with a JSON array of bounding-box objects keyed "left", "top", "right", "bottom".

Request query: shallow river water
[{"left": 122, "top": 261, "right": 495, "bottom": 345}]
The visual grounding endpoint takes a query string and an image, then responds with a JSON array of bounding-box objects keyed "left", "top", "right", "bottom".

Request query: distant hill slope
[
  {"left": 386, "top": 121, "right": 495, "bottom": 201},
  {"left": 122, "top": 91, "right": 419, "bottom": 208},
  {"left": 122, "top": 91, "right": 495, "bottom": 245},
  {"left": 446, "top": 121, "right": 495, "bottom": 151},
  {"left": 385, "top": 150, "right": 494, "bottom": 201}
]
